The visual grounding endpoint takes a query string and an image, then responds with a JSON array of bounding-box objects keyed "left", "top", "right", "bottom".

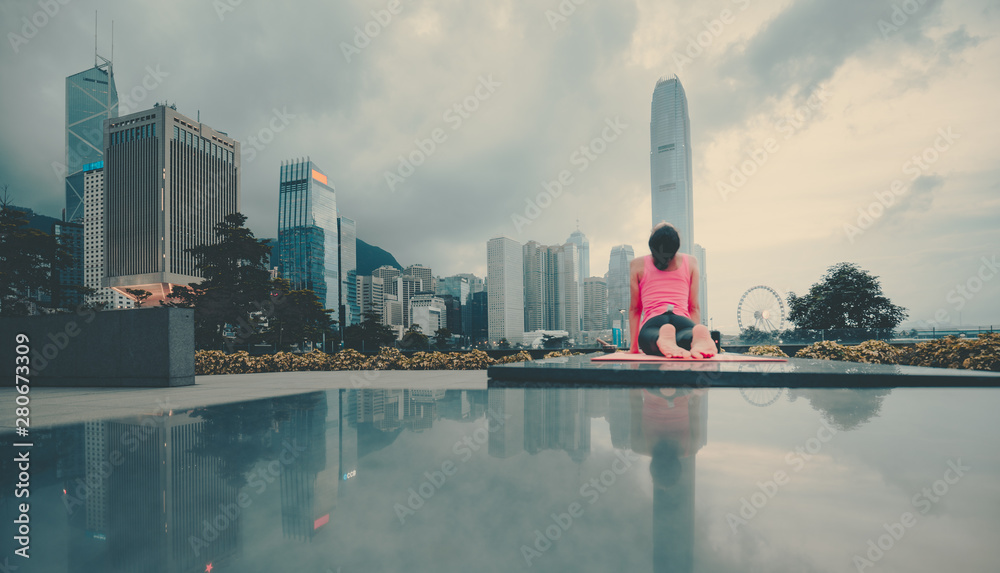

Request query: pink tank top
[{"left": 639, "top": 254, "right": 691, "bottom": 326}]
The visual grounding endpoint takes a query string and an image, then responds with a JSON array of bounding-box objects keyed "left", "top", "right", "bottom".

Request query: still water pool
[{"left": 2, "top": 386, "right": 998, "bottom": 572}]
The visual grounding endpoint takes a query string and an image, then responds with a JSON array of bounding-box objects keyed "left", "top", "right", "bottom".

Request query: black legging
[{"left": 638, "top": 310, "right": 696, "bottom": 355}]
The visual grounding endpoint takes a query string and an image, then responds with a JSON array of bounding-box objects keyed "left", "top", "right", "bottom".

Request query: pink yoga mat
[{"left": 591, "top": 352, "right": 788, "bottom": 363}]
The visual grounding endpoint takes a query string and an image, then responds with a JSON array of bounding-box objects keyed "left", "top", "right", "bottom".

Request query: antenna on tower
[
  {"left": 111, "top": 20, "right": 114, "bottom": 66},
  {"left": 94, "top": 11, "right": 98, "bottom": 67}
]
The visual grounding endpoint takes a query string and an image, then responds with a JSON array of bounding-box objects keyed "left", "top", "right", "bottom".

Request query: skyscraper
[
  {"left": 583, "top": 277, "right": 608, "bottom": 331},
  {"left": 404, "top": 264, "right": 433, "bottom": 292},
  {"left": 66, "top": 55, "right": 118, "bottom": 223},
  {"left": 566, "top": 228, "right": 589, "bottom": 332},
  {"left": 82, "top": 165, "right": 133, "bottom": 309},
  {"left": 486, "top": 236, "right": 524, "bottom": 345},
  {"left": 103, "top": 104, "right": 239, "bottom": 303},
  {"left": 339, "top": 216, "right": 358, "bottom": 327},
  {"left": 650, "top": 75, "right": 694, "bottom": 252},
  {"left": 606, "top": 245, "right": 634, "bottom": 339},
  {"left": 651, "top": 76, "right": 708, "bottom": 325},
  {"left": 277, "top": 159, "right": 338, "bottom": 311}
]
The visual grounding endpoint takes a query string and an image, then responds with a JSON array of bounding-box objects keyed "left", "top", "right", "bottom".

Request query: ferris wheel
[{"left": 737, "top": 285, "right": 786, "bottom": 332}]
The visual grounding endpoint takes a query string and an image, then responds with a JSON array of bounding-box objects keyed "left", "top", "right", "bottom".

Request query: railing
[{"left": 734, "top": 326, "right": 995, "bottom": 345}]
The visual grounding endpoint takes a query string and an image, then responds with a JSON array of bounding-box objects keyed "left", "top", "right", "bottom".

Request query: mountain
[{"left": 357, "top": 238, "right": 403, "bottom": 276}]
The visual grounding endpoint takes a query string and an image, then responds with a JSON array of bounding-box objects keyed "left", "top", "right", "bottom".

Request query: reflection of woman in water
[
  {"left": 630, "top": 387, "right": 707, "bottom": 573},
  {"left": 629, "top": 222, "right": 716, "bottom": 359}
]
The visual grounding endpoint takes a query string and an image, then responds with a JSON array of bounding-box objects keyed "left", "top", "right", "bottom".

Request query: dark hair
[{"left": 649, "top": 225, "right": 680, "bottom": 271}]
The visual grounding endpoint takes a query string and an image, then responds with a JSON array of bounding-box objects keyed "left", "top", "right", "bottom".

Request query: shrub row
[
  {"left": 747, "top": 334, "right": 998, "bottom": 371},
  {"left": 196, "top": 347, "right": 582, "bottom": 375}
]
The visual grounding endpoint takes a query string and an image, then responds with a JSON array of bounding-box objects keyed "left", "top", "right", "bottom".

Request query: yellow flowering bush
[
  {"left": 901, "top": 333, "right": 1000, "bottom": 371},
  {"left": 795, "top": 341, "right": 859, "bottom": 362},
  {"left": 745, "top": 345, "right": 788, "bottom": 358}
]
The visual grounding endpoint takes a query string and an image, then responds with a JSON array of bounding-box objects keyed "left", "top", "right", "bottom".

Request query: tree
[
  {"left": 433, "top": 327, "right": 452, "bottom": 350},
  {"left": 0, "top": 188, "right": 78, "bottom": 316},
  {"left": 262, "top": 277, "right": 335, "bottom": 351},
  {"left": 162, "top": 213, "right": 274, "bottom": 349},
  {"left": 497, "top": 338, "right": 510, "bottom": 349},
  {"left": 400, "top": 324, "right": 429, "bottom": 350},
  {"left": 125, "top": 288, "right": 152, "bottom": 308},
  {"left": 787, "top": 262, "right": 907, "bottom": 338},
  {"left": 343, "top": 311, "right": 397, "bottom": 351},
  {"left": 739, "top": 326, "right": 773, "bottom": 344}
]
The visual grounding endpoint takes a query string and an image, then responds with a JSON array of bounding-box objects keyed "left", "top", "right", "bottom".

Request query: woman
[{"left": 628, "top": 222, "right": 716, "bottom": 358}]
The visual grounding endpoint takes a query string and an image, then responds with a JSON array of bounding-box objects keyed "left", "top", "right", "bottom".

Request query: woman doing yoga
[{"left": 628, "top": 222, "right": 716, "bottom": 359}]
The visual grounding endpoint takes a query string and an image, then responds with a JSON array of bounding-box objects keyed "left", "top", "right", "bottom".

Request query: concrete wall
[{"left": 0, "top": 307, "right": 194, "bottom": 387}]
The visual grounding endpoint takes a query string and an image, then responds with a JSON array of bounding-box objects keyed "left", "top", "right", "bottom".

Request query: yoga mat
[{"left": 591, "top": 352, "right": 788, "bottom": 363}]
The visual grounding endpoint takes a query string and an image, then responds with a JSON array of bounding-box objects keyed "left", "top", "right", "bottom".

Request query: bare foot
[
  {"left": 657, "top": 324, "right": 691, "bottom": 358},
  {"left": 689, "top": 325, "right": 717, "bottom": 359}
]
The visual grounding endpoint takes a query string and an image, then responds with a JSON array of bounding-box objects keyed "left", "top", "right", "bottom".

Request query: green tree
[
  {"left": 0, "top": 189, "right": 78, "bottom": 316},
  {"left": 787, "top": 262, "right": 907, "bottom": 338},
  {"left": 263, "top": 277, "right": 335, "bottom": 351},
  {"left": 162, "top": 213, "right": 274, "bottom": 349},
  {"left": 739, "top": 326, "right": 773, "bottom": 344},
  {"left": 433, "top": 327, "right": 452, "bottom": 349},
  {"left": 497, "top": 337, "right": 510, "bottom": 349},
  {"left": 125, "top": 288, "right": 152, "bottom": 308},
  {"left": 343, "top": 311, "right": 397, "bottom": 351},
  {"left": 400, "top": 323, "right": 429, "bottom": 350}
]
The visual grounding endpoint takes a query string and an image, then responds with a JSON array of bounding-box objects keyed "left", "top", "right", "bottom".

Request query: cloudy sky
[{"left": 1, "top": 0, "right": 997, "bottom": 333}]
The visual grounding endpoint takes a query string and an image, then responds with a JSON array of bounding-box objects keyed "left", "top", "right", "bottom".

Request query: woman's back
[{"left": 639, "top": 253, "right": 691, "bottom": 320}]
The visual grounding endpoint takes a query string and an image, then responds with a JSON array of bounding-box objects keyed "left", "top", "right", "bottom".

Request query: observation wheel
[
  {"left": 740, "top": 387, "right": 784, "bottom": 407},
  {"left": 737, "top": 285, "right": 786, "bottom": 332}
]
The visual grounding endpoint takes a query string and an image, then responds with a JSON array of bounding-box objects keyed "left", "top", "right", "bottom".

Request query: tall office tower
[
  {"left": 373, "top": 265, "right": 401, "bottom": 296},
  {"left": 51, "top": 220, "right": 84, "bottom": 308},
  {"left": 487, "top": 236, "right": 524, "bottom": 345},
  {"left": 522, "top": 241, "right": 549, "bottom": 332},
  {"left": 104, "top": 104, "right": 239, "bottom": 303},
  {"left": 553, "top": 243, "right": 581, "bottom": 339},
  {"left": 383, "top": 292, "right": 403, "bottom": 329},
  {"left": 66, "top": 53, "right": 118, "bottom": 223},
  {"left": 650, "top": 75, "right": 694, "bottom": 254},
  {"left": 356, "top": 275, "right": 384, "bottom": 321},
  {"left": 338, "top": 216, "right": 358, "bottom": 327},
  {"left": 455, "top": 273, "right": 485, "bottom": 294},
  {"left": 277, "top": 159, "right": 338, "bottom": 311},
  {"left": 583, "top": 277, "right": 608, "bottom": 331},
  {"left": 606, "top": 245, "right": 635, "bottom": 337},
  {"left": 82, "top": 166, "right": 133, "bottom": 309},
  {"left": 396, "top": 275, "right": 422, "bottom": 327},
  {"left": 566, "top": 228, "right": 589, "bottom": 330},
  {"left": 470, "top": 290, "right": 489, "bottom": 344},
  {"left": 404, "top": 264, "right": 433, "bottom": 291},
  {"left": 691, "top": 243, "right": 708, "bottom": 325},
  {"left": 437, "top": 276, "right": 470, "bottom": 334}
]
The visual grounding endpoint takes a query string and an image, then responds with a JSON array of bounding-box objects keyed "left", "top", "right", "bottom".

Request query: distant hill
[{"left": 357, "top": 239, "right": 402, "bottom": 276}]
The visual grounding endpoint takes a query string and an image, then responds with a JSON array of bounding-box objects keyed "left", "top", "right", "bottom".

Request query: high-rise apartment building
[
  {"left": 650, "top": 75, "right": 693, "bottom": 252},
  {"left": 356, "top": 275, "right": 384, "bottom": 322},
  {"left": 396, "top": 275, "right": 422, "bottom": 327},
  {"left": 583, "top": 277, "right": 608, "bottom": 331},
  {"left": 606, "top": 245, "right": 634, "bottom": 339},
  {"left": 522, "top": 241, "right": 581, "bottom": 339},
  {"left": 487, "top": 237, "right": 524, "bottom": 345},
  {"left": 339, "top": 216, "right": 358, "bottom": 327},
  {"left": 373, "top": 265, "right": 401, "bottom": 296},
  {"left": 66, "top": 56, "right": 118, "bottom": 223},
  {"left": 277, "top": 159, "right": 338, "bottom": 311},
  {"left": 103, "top": 104, "right": 239, "bottom": 303},
  {"left": 81, "top": 165, "right": 133, "bottom": 309},
  {"left": 522, "top": 241, "right": 549, "bottom": 332}
]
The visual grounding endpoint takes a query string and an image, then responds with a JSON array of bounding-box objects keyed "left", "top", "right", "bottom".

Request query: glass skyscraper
[
  {"left": 278, "top": 159, "right": 340, "bottom": 312},
  {"left": 66, "top": 59, "right": 118, "bottom": 223},
  {"left": 339, "top": 216, "right": 358, "bottom": 327},
  {"left": 650, "top": 75, "right": 693, "bottom": 253}
]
